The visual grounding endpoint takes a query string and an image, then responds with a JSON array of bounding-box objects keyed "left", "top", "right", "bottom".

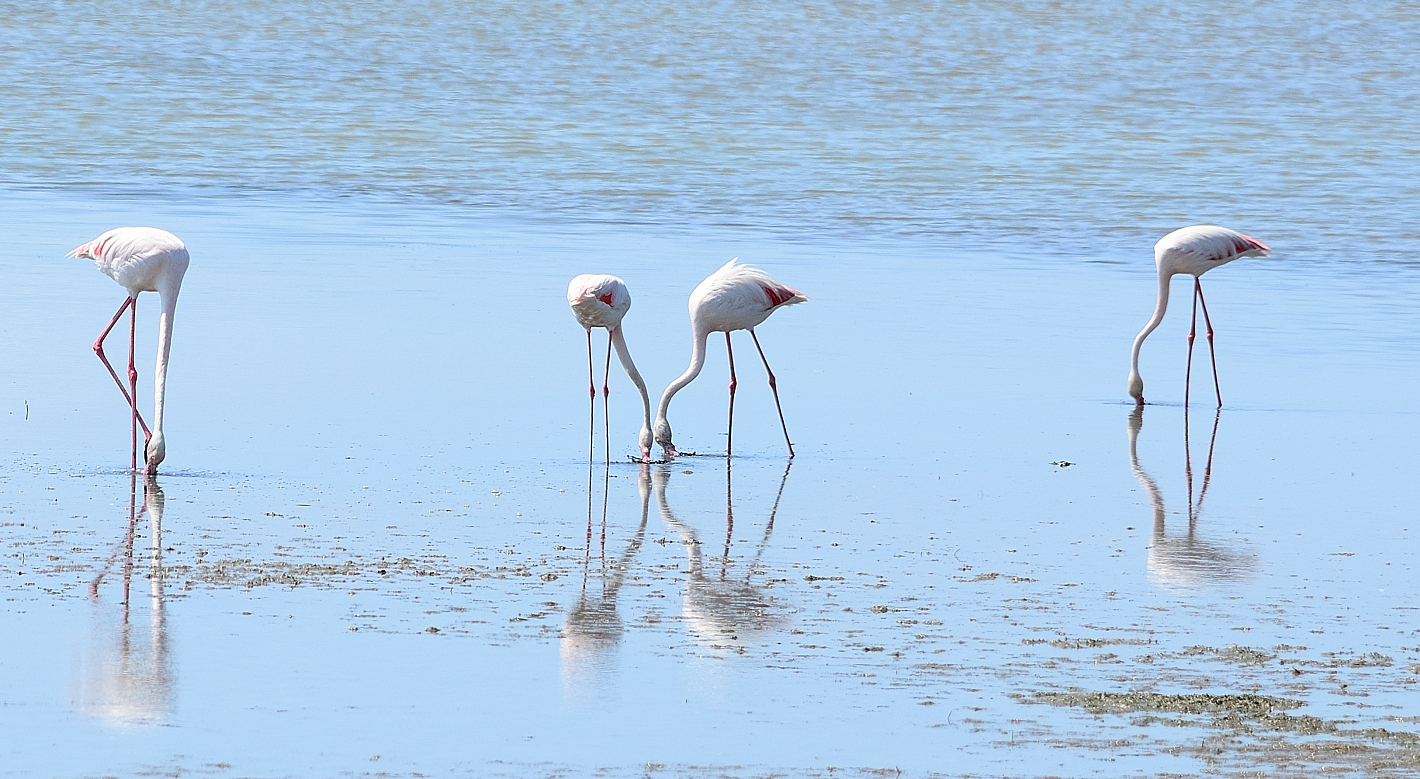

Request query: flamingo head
[
  {"left": 653, "top": 416, "right": 678, "bottom": 457},
  {"left": 638, "top": 423, "right": 653, "bottom": 463},
  {"left": 1127, "top": 370, "right": 1144, "bottom": 405},
  {"left": 144, "top": 432, "right": 166, "bottom": 475}
]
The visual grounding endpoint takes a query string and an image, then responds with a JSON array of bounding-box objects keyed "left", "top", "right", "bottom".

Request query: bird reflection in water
[
  {"left": 654, "top": 459, "right": 792, "bottom": 653},
  {"left": 80, "top": 473, "right": 173, "bottom": 724},
  {"left": 560, "top": 461, "right": 651, "bottom": 692},
  {"left": 1128, "top": 406, "right": 1257, "bottom": 587}
]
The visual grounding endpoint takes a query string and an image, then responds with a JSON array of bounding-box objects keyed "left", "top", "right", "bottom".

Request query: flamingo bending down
[
  {"left": 68, "top": 228, "right": 190, "bottom": 475},
  {"left": 1127, "top": 225, "right": 1269, "bottom": 407},
  {"left": 568, "top": 274, "right": 653, "bottom": 462},
  {"left": 654, "top": 259, "right": 807, "bottom": 458}
]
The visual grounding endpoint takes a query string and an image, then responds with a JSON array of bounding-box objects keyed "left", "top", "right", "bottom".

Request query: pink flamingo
[
  {"left": 68, "top": 228, "right": 190, "bottom": 474},
  {"left": 1128, "top": 225, "right": 1269, "bottom": 407},
  {"left": 568, "top": 274, "right": 653, "bottom": 462},
  {"left": 654, "top": 259, "right": 807, "bottom": 458}
]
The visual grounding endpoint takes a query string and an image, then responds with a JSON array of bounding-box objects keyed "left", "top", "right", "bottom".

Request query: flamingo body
[
  {"left": 568, "top": 274, "right": 653, "bottom": 461},
  {"left": 1152, "top": 224, "right": 1270, "bottom": 278},
  {"left": 1128, "top": 225, "right": 1268, "bottom": 405},
  {"left": 684, "top": 260, "right": 807, "bottom": 333},
  {"left": 69, "top": 227, "right": 190, "bottom": 298},
  {"left": 69, "top": 227, "right": 189, "bottom": 474},
  {"left": 654, "top": 259, "right": 806, "bottom": 457},
  {"left": 568, "top": 273, "right": 631, "bottom": 331}
]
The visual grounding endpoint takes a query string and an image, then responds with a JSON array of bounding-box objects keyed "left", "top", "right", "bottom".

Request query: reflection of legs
[
  {"left": 726, "top": 333, "right": 738, "bottom": 457},
  {"left": 1185, "top": 282, "right": 1198, "bottom": 407},
  {"left": 1194, "top": 408, "right": 1223, "bottom": 530},
  {"left": 750, "top": 330, "right": 794, "bottom": 457},
  {"left": 1184, "top": 404, "right": 1195, "bottom": 527},
  {"left": 94, "top": 297, "right": 152, "bottom": 447},
  {"left": 723, "top": 458, "right": 733, "bottom": 578},
  {"left": 1196, "top": 280, "right": 1222, "bottom": 407}
]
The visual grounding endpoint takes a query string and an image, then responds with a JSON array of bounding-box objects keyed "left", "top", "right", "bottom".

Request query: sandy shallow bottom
[{"left": 2, "top": 190, "right": 1420, "bottom": 777}]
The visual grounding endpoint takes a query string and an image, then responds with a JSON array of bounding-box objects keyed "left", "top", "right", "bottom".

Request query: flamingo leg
[
  {"left": 1195, "top": 280, "right": 1223, "bottom": 407},
  {"left": 94, "top": 296, "right": 152, "bottom": 441},
  {"left": 749, "top": 329, "right": 795, "bottom": 458},
  {"left": 128, "top": 298, "right": 140, "bottom": 474},
  {"left": 586, "top": 329, "right": 595, "bottom": 464},
  {"left": 603, "top": 330, "right": 613, "bottom": 465},
  {"left": 726, "top": 332, "right": 738, "bottom": 458},
  {"left": 1185, "top": 281, "right": 1199, "bottom": 407}
]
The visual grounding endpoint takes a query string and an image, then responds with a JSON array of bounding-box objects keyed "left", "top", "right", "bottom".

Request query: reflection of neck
[
  {"left": 1127, "top": 407, "right": 1167, "bottom": 538},
  {"left": 653, "top": 469, "right": 703, "bottom": 576}
]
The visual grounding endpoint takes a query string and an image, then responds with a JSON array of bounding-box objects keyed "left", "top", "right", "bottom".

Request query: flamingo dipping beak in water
[
  {"left": 68, "top": 227, "right": 190, "bottom": 475},
  {"left": 1128, "top": 225, "right": 1269, "bottom": 407},
  {"left": 568, "top": 274, "right": 654, "bottom": 463},
  {"left": 654, "top": 258, "right": 806, "bottom": 459}
]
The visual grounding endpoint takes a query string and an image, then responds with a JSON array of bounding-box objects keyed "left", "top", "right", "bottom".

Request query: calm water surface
[{"left": 3, "top": 1, "right": 1420, "bottom": 777}]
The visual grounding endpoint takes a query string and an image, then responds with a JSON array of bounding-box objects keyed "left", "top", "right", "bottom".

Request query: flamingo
[
  {"left": 567, "top": 274, "right": 653, "bottom": 462},
  {"left": 1127, "top": 225, "right": 1269, "bottom": 407},
  {"left": 68, "top": 228, "right": 190, "bottom": 475},
  {"left": 653, "top": 259, "right": 807, "bottom": 458}
]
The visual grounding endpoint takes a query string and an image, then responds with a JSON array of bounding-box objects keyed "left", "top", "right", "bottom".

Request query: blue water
[
  {"left": 3, "top": 2, "right": 1420, "bottom": 777},
  {"left": 3, "top": 0, "right": 1419, "bottom": 255}
]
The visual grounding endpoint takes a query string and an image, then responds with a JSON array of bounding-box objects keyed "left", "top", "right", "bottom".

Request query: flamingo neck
[
  {"left": 1128, "top": 272, "right": 1172, "bottom": 396},
  {"left": 151, "top": 289, "right": 179, "bottom": 441},
  {"left": 610, "top": 326, "right": 652, "bottom": 432},
  {"left": 654, "top": 325, "right": 710, "bottom": 430}
]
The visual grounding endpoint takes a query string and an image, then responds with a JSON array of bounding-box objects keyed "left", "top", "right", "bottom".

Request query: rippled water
[
  {"left": 5, "top": 2, "right": 1420, "bottom": 777},
  {"left": 4, "top": 1, "right": 1419, "bottom": 255}
]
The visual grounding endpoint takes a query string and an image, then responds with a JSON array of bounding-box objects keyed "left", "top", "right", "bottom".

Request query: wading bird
[
  {"left": 568, "top": 275, "right": 653, "bottom": 462},
  {"left": 68, "top": 228, "right": 190, "bottom": 474},
  {"left": 1127, "top": 225, "right": 1269, "bottom": 407},
  {"left": 654, "top": 259, "right": 806, "bottom": 458}
]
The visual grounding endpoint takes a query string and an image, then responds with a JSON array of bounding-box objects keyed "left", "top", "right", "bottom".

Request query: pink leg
[
  {"left": 94, "top": 297, "right": 151, "bottom": 440},
  {"left": 603, "top": 330, "right": 613, "bottom": 464},
  {"left": 128, "top": 298, "right": 139, "bottom": 473},
  {"left": 750, "top": 329, "right": 795, "bottom": 458},
  {"left": 1196, "top": 281, "right": 1223, "bottom": 407},
  {"left": 725, "top": 333, "right": 737, "bottom": 457},
  {"left": 586, "top": 329, "right": 595, "bottom": 463},
  {"left": 1184, "top": 281, "right": 1199, "bottom": 408}
]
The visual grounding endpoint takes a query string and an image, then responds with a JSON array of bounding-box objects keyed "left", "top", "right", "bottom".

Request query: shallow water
[
  {"left": 3, "top": 187, "right": 1420, "bottom": 777},
  {"left": 5, "top": 0, "right": 1420, "bottom": 775}
]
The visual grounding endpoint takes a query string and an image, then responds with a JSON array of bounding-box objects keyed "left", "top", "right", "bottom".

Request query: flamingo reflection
[
  {"left": 1128, "top": 407, "right": 1257, "bottom": 587},
  {"left": 653, "top": 460, "right": 791, "bottom": 652},
  {"left": 80, "top": 473, "right": 173, "bottom": 724},
  {"left": 561, "top": 463, "right": 652, "bottom": 690}
]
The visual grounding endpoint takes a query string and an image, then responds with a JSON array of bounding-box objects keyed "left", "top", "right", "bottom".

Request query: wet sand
[{"left": 3, "top": 190, "right": 1420, "bottom": 777}]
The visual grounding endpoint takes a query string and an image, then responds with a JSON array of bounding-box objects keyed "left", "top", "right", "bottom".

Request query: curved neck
[
  {"left": 1127, "top": 408, "right": 1166, "bottom": 535},
  {"left": 610, "top": 326, "right": 651, "bottom": 431},
  {"left": 655, "top": 326, "right": 710, "bottom": 427},
  {"left": 152, "top": 289, "right": 179, "bottom": 438},
  {"left": 1130, "top": 272, "right": 1172, "bottom": 378}
]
